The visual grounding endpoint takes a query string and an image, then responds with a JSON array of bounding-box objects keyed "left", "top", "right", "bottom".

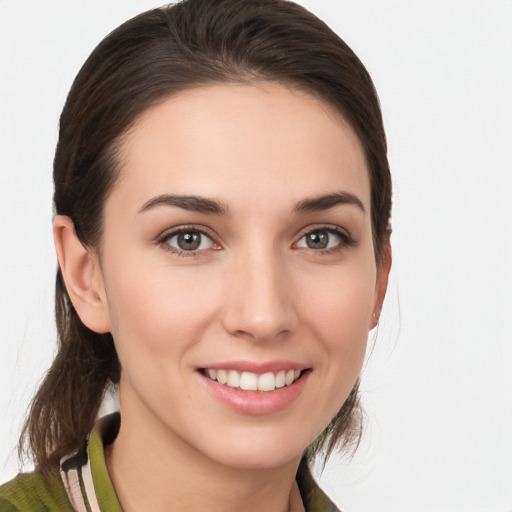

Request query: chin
[{"left": 197, "top": 426, "right": 312, "bottom": 471}]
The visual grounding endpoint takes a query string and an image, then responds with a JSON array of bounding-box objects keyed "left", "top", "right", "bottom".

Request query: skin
[{"left": 54, "top": 82, "right": 390, "bottom": 512}]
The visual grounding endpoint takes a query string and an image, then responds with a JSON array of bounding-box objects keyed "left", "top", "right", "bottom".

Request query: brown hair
[{"left": 21, "top": 0, "right": 391, "bottom": 473}]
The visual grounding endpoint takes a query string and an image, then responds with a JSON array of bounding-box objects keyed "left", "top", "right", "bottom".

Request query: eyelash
[
  {"left": 294, "top": 225, "right": 356, "bottom": 254},
  {"left": 157, "top": 226, "right": 219, "bottom": 258},
  {"left": 157, "top": 224, "right": 355, "bottom": 258}
]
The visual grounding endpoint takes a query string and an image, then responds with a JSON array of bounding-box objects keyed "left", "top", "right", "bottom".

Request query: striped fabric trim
[
  {"left": 82, "top": 447, "right": 102, "bottom": 512},
  {"left": 60, "top": 448, "right": 101, "bottom": 512},
  {"left": 60, "top": 453, "right": 88, "bottom": 512}
]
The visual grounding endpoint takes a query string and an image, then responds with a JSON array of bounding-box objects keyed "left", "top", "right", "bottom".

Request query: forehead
[{"left": 112, "top": 82, "right": 370, "bottom": 213}]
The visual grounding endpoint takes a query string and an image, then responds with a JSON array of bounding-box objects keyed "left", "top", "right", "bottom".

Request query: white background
[{"left": 1, "top": 1, "right": 511, "bottom": 511}]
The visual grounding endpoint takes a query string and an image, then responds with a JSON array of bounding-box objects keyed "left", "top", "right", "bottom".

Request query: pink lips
[
  {"left": 197, "top": 361, "right": 310, "bottom": 415},
  {"left": 202, "top": 360, "right": 306, "bottom": 373}
]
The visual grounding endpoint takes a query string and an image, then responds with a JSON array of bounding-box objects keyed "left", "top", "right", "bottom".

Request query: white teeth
[
  {"left": 275, "top": 370, "right": 286, "bottom": 388},
  {"left": 258, "top": 372, "right": 276, "bottom": 392},
  {"left": 227, "top": 370, "right": 240, "bottom": 388},
  {"left": 204, "top": 368, "right": 303, "bottom": 392},
  {"left": 217, "top": 369, "right": 227, "bottom": 384},
  {"left": 240, "top": 372, "right": 258, "bottom": 391}
]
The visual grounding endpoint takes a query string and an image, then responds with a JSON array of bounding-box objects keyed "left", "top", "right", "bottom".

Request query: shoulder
[{"left": 0, "top": 469, "right": 73, "bottom": 511}]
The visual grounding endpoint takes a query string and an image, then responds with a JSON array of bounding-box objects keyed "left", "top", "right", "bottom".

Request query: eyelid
[
  {"left": 157, "top": 224, "right": 219, "bottom": 241},
  {"left": 293, "top": 224, "right": 356, "bottom": 250},
  {"left": 294, "top": 223, "right": 351, "bottom": 240},
  {"left": 157, "top": 224, "right": 222, "bottom": 254}
]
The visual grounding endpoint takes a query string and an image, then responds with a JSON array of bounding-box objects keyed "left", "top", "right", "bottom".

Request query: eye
[
  {"left": 295, "top": 228, "right": 352, "bottom": 251},
  {"left": 163, "top": 229, "right": 216, "bottom": 252}
]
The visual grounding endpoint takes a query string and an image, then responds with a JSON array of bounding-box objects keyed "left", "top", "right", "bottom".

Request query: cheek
[
  {"left": 298, "top": 263, "right": 376, "bottom": 416},
  {"left": 103, "top": 259, "right": 223, "bottom": 364},
  {"left": 302, "top": 263, "right": 376, "bottom": 351}
]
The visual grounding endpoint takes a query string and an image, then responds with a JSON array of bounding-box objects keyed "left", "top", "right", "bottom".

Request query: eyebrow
[
  {"left": 294, "top": 192, "right": 366, "bottom": 214},
  {"left": 138, "top": 191, "right": 364, "bottom": 217},
  {"left": 138, "top": 194, "right": 229, "bottom": 215}
]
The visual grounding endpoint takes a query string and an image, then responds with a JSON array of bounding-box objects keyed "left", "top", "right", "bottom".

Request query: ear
[
  {"left": 370, "top": 242, "right": 392, "bottom": 330},
  {"left": 53, "top": 215, "right": 111, "bottom": 333}
]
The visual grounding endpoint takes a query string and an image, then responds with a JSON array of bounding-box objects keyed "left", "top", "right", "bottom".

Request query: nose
[{"left": 221, "top": 246, "right": 297, "bottom": 342}]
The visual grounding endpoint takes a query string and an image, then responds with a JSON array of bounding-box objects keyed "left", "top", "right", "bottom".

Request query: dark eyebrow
[
  {"left": 294, "top": 192, "right": 366, "bottom": 214},
  {"left": 138, "top": 194, "right": 229, "bottom": 215}
]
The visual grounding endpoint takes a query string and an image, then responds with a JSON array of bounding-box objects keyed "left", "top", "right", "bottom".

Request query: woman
[{"left": 0, "top": 0, "right": 391, "bottom": 510}]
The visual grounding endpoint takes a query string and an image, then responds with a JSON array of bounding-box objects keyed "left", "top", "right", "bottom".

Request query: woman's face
[{"left": 96, "top": 82, "right": 387, "bottom": 469}]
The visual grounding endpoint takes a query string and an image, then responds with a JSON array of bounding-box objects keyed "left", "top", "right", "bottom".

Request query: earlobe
[
  {"left": 370, "top": 243, "right": 392, "bottom": 330},
  {"left": 53, "top": 215, "right": 111, "bottom": 333}
]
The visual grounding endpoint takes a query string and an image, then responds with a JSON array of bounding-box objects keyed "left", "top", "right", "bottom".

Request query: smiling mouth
[{"left": 201, "top": 368, "right": 304, "bottom": 392}]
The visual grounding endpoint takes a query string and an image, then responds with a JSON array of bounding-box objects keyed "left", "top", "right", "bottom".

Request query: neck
[{"left": 105, "top": 396, "right": 304, "bottom": 512}]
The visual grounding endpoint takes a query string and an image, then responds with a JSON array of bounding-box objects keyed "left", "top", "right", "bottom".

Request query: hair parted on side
[{"left": 20, "top": 0, "right": 391, "bottom": 474}]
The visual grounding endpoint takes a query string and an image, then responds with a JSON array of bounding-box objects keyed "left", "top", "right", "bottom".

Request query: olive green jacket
[{"left": 0, "top": 414, "right": 340, "bottom": 511}]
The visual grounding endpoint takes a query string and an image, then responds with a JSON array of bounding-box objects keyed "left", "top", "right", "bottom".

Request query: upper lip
[{"left": 198, "top": 360, "right": 309, "bottom": 373}]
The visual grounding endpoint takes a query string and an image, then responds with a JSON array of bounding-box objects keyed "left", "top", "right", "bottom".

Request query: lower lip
[{"left": 199, "top": 371, "right": 310, "bottom": 415}]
